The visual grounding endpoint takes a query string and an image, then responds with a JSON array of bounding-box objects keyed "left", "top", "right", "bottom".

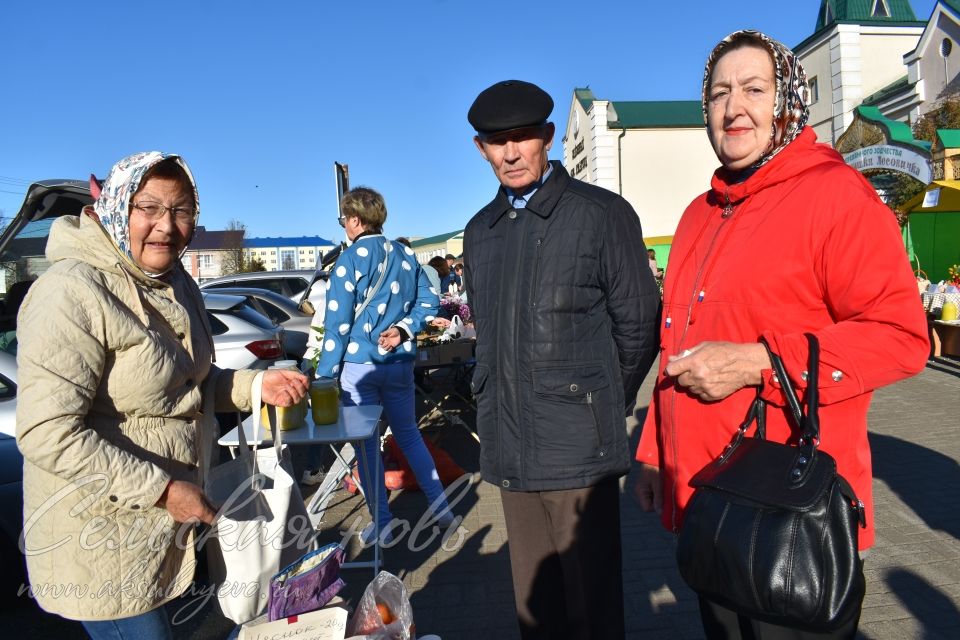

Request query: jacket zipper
[
  {"left": 529, "top": 237, "right": 543, "bottom": 307},
  {"left": 497, "top": 208, "right": 530, "bottom": 486},
  {"left": 668, "top": 194, "right": 737, "bottom": 533},
  {"left": 587, "top": 391, "right": 605, "bottom": 456}
]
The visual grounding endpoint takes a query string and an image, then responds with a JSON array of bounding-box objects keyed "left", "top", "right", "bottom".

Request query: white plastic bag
[
  {"left": 204, "top": 372, "right": 316, "bottom": 624},
  {"left": 438, "top": 314, "right": 464, "bottom": 342},
  {"left": 345, "top": 571, "right": 415, "bottom": 640}
]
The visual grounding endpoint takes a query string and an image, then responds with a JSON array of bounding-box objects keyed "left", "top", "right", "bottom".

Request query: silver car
[
  {"left": 200, "top": 268, "right": 329, "bottom": 311},
  {"left": 203, "top": 292, "right": 285, "bottom": 369},
  {"left": 201, "top": 287, "right": 314, "bottom": 360}
]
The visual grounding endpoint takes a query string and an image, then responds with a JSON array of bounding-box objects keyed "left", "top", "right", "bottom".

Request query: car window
[
  {"left": 226, "top": 300, "right": 278, "bottom": 331},
  {"left": 245, "top": 278, "right": 286, "bottom": 296},
  {"left": 207, "top": 312, "right": 229, "bottom": 336},
  {"left": 257, "top": 298, "right": 291, "bottom": 324},
  {"left": 244, "top": 297, "right": 279, "bottom": 324},
  {"left": 0, "top": 218, "right": 56, "bottom": 300},
  {"left": 0, "top": 371, "right": 15, "bottom": 400},
  {"left": 285, "top": 278, "right": 308, "bottom": 296}
]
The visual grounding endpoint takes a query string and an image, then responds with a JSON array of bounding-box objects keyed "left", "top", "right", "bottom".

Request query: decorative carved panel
[{"left": 836, "top": 119, "right": 886, "bottom": 153}]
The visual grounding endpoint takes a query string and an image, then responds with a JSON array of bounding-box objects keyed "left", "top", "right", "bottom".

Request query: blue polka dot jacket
[{"left": 315, "top": 233, "right": 439, "bottom": 378}]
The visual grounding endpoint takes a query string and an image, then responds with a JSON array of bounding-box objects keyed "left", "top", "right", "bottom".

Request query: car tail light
[{"left": 246, "top": 339, "right": 282, "bottom": 360}]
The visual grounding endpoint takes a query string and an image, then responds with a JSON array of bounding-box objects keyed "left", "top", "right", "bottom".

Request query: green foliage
[
  {"left": 885, "top": 173, "right": 926, "bottom": 220},
  {"left": 242, "top": 256, "right": 267, "bottom": 272},
  {"left": 912, "top": 100, "right": 960, "bottom": 142},
  {"left": 308, "top": 325, "right": 324, "bottom": 371}
]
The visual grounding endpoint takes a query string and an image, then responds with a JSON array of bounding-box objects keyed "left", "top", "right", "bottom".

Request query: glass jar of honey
[
  {"left": 942, "top": 300, "right": 959, "bottom": 322},
  {"left": 310, "top": 378, "right": 339, "bottom": 425},
  {"left": 260, "top": 360, "right": 307, "bottom": 431}
]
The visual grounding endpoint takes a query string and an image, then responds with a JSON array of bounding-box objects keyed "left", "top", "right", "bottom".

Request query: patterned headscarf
[
  {"left": 701, "top": 30, "right": 810, "bottom": 170},
  {"left": 91, "top": 151, "right": 199, "bottom": 277}
]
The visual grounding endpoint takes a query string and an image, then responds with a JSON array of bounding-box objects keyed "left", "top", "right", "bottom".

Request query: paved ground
[{"left": 4, "top": 358, "right": 960, "bottom": 638}]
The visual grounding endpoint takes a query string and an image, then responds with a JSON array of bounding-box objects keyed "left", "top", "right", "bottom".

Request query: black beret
[{"left": 468, "top": 80, "right": 554, "bottom": 136}]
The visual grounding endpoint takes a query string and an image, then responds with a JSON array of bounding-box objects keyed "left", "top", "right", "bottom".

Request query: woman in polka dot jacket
[{"left": 315, "top": 187, "right": 453, "bottom": 544}]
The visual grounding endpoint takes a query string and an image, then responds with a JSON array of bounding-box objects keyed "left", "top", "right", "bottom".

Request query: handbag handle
[
  {"left": 759, "top": 337, "right": 803, "bottom": 428},
  {"left": 236, "top": 372, "right": 286, "bottom": 487},
  {"left": 760, "top": 334, "right": 820, "bottom": 447},
  {"left": 718, "top": 334, "right": 821, "bottom": 476}
]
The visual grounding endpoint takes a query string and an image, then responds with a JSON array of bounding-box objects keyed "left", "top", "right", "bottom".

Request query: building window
[
  {"left": 807, "top": 76, "right": 819, "bottom": 105},
  {"left": 200, "top": 254, "right": 213, "bottom": 268},
  {"left": 871, "top": 0, "right": 889, "bottom": 18},
  {"left": 280, "top": 249, "right": 297, "bottom": 270}
]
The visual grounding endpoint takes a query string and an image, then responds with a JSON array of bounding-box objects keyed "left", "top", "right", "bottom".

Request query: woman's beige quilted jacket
[{"left": 16, "top": 215, "right": 257, "bottom": 620}]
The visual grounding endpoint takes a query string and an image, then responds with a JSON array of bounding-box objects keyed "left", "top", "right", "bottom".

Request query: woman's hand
[
  {"left": 633, "top": 463, "right": 662, "bottom": 514},
  {"left": 664, "top": 341, "right": 770, "bottom": 401},
  {"left": 378, "top": 327, "right": 402, "bottom": 352},
  {"left": 261, "top": 369, "right": 309, "bottom": 406},
  {"left": 431, "top": 317, "right": 451, "bottom": 329},
  {"left": 158, "top": 480, "right": 218, "bottom": 524}
]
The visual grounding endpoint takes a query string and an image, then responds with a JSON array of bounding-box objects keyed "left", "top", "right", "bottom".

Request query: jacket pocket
[
  {"left": 530, "top": 365, "right": 611, "bottom": 467},
  {"left": 470, "top": 365, "right": 497, "bottom": 467},
  {"left": 470, "top": 365, "right": 489, "bottom": 396}
]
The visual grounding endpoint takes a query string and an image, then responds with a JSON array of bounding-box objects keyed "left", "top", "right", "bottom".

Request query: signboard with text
[{"left": 843, "top": 144, "right": 931, "bottom": 183}]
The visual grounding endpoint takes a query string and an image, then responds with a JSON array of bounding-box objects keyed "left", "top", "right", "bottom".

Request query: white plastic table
[{"left": 218, "top": 404, "right": 383, "bottom": 577}]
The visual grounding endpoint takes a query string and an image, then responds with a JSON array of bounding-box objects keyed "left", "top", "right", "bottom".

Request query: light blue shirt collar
[{"left": 506, "top": 163, "right": 553, "bottom": 209}]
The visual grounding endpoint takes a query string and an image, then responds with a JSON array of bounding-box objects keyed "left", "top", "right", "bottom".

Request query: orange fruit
[{"left": 376, "top": 602, "right": 395, "bottom": 624}]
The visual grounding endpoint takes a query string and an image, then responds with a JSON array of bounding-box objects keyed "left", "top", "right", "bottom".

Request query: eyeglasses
[
  {"left": 131, "top": 200, "right": 196, "bottom": 223},
  {"left": 338, "top": 215, "right": 347, "bottom": 228}
]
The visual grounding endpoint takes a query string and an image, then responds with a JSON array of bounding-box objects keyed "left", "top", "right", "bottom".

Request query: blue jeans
[
  {"left": 341, "top": 360, "right": 451, "bottom": 528},
  {"left": 81, "top": 607, "right": 172, "bottom": 640}
]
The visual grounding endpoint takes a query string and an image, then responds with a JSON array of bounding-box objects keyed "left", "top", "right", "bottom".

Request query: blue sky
[{"left": 0, "top": 0, "right": 939, "bottom": 242}]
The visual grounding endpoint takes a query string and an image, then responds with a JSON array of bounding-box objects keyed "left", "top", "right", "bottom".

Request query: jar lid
[
  {"left": 271, "top": 359, "right": 298, "bottom": 369},
  {"left": 311, "top": 378, "right": 338, "bottom": 389}
]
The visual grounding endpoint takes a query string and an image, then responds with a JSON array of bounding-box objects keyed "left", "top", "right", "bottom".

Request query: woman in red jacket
[{"left": 633, "top": 30, "right": 929, "bottom": 639}]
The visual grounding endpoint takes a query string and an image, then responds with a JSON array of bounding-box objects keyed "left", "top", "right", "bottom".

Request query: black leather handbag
[{"left": 676, "top": 333, "right": 867, "bottom": 631}]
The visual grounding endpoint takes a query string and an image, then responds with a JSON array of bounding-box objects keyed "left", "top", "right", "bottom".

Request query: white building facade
[{"left": 562, "top": 89, "right": 718, "bottom": 245}]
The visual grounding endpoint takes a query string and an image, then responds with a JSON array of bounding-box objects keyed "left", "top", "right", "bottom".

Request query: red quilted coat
[{"left": 635, "top": 127, "right": 929, "bottom": 550}]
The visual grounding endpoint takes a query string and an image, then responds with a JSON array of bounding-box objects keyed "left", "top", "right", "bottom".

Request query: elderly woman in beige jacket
[{"left": 15, "top": 152, "right": 307, "bottom": 639}]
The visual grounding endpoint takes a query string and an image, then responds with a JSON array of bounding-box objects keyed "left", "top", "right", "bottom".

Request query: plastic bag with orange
[{"left": 345, "top": 571, "right": 415, "bottom": 639}]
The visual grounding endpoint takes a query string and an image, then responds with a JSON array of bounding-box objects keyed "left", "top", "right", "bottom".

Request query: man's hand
[
  {"left": 664, "top": 342, "right": 769, "bottom": 402},
  {"left": 158, "top": 480, "right": 217, "bottom": 525},
  {"left": 378, "top": 327, "right": 402, "bottom": 352},
  {"left": 634, "top": 463, "right": 662, "bottom": 514},
  {"left": 261, "top": 369, "right": 309, "bottom": 406}
]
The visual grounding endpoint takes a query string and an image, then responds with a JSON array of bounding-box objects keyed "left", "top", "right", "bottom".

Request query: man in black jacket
[{"left": 463, "top": 80, "right": 659, "bottom": 640}]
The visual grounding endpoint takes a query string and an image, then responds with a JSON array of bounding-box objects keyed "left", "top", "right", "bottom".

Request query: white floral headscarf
[
  {"left": 91, "top": 151, "right": 199, "bottom": 277},
  {"left": 702, "top": 30, "right": 810, "bottom": 171}
]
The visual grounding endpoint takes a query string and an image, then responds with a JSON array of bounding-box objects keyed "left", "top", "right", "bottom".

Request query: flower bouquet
[
  {"left": 440, "top": 295, "right": 472, "bottom": 324},
  {"left": 948, "top": 264, "right": 960, "bottom": 287}
]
